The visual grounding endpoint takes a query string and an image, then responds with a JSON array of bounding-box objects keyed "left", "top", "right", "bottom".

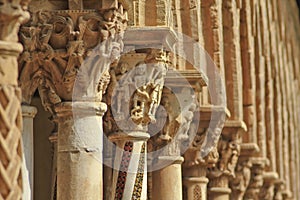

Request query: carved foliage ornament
[{"left": 18, "top": 5, "right": 127, "bottom": 114}]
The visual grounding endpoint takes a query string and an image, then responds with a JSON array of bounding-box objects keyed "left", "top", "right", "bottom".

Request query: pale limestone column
[
  {"left": 21, "top": 105, "right": 37, "bottom": 200},
  {"left": 183, "top": 164, "right": 209, "bottom": 200},
  {"left": 0, "top": 1, "right": 30, "bottom": 199},
  {"left": 109, "top": 132, "right": 149, "bottom": 200},
  {"left": 184, "top": 177, "right": 209, "bottom": 200},
  {"left": 55, "top": 102, "right": 106, "bottom": 200},
  {"left": 103, "top": 135, "right": 114, "bottom": 200},
  {"left": 152, "top": 156, "right": 184, "bottom": 200}
]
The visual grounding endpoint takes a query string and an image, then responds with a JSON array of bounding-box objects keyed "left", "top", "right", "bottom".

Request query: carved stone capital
[
  {"left": 207, "top": 121, "right": 246, "bottom": 191},
  {"left": 103, "top": 49, "right": 171, "bottom": 135},
  {"left": 147, "top": 87, "right": 197, "bottom": 158},
  {"left": 182, "top": 106, "right": 228, "bottom": 169},
  {"left": 273, "top": 181, "right": 285, "bottom": 200},
  {"left": 207, "top": 138, "right": 241, "bottom": 182},
  {"left": 244, "top": 158, "right": 268, "bottom": 200},
  {"left": 230, "top": 159, "right": 252, "bottom": 200},
  {"left": 0, "top": 0, "right": 31, "bottom": 85},
  {"left": 258, "top": 172, "right": 279, "bottom": 200},
  {"left": 18, "top": 5, "right": 128, "bottom": 114}
]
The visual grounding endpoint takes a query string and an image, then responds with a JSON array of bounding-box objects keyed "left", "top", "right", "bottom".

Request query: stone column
[
  {"left": 207, "top": 121, "right": 246, "bottom": 200},
  {"left": 181, "top": 105, "right": 227, "bottom": 200},
  {"left": 244, "top": 158, "right": 266, "bottom": 200},
  {"left": 149, "top": 89, "right": 197, "bottom": 200},
  {"left": 55, "top": 101, "right": 107, "bottom": 200},
  {"left": 152, "top": 156, "right": 184, "bottom": 200},
  {"left": 17, "top": 4, "right": 128, "bottom": 199},
  {"left": 21, "top": 105, "right": 37, "bottom": 199},
  {"left": 103, "top": 137, "right": 114, "bottom": 200},
  {"left": 208, "top": 176, "right": 231, "bottom": 200},
  {"left": 110, "top": 132, "right": 149, "bottom": 200},
  {"left": 183, "top": 161, "right": 210, "bottom": 200},
  {"left": 104, "top": 48, "right": 171, "bottom": 200},
  {"left": 0, "top": 1, "right": 30, "bottom": 199}
]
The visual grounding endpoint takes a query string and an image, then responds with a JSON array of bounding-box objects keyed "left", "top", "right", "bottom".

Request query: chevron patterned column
[{"left": 0, "top": 1, "right": 31, "bottom": 199}]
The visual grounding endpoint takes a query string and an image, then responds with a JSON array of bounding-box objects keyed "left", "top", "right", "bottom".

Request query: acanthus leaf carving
[{"left": 18, "top": 5, "right": 128, "bottom": 114}]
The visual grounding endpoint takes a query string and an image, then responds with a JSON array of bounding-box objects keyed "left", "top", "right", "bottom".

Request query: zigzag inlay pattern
[{"left": 0, "top": 86, "right": 23, "bottom": 200}]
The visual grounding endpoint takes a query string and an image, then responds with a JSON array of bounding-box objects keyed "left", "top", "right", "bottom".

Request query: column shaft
[
  {"left": 184, "top": 177, "right": 209, "bottom": 200},
  {"left": 21, "top": 105, "right": 37, "bottom": 200},
  {"left": 56, "top": 102, "right": 106, "bottom": 200},
  {"left": 152, "top": 156, "right": 184, "bottom": 200},
  {"left": 0, "top": 0, "right": 30, "bottom": 194},
  {"left": 110, "top": 132, "right": 149, "bottom": 200}
]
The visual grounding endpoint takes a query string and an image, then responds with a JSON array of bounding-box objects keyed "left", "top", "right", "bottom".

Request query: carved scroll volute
[{"left": 18, "top": 4, "right": 128, "bottom": 114}]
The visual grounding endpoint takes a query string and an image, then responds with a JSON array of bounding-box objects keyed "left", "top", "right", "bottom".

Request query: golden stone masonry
[{"left": 0, "top": 0, "right": 300, "bottom": 200}]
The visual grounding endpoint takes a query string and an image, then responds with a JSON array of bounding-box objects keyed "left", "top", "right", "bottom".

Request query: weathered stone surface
[
  {"left": 0, "top": 0, "right": 31, "bottom": 199},
  {"left": 0, "top": 0, "right": 300, "bottom": 199}
]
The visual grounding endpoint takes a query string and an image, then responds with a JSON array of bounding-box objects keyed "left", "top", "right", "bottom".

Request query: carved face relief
[{"left": 18, "top": 6, "right": 128, "bottom": 112}]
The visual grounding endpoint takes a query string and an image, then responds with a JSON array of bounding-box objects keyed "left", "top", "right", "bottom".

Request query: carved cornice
[
  {"left": 18, "top": 5, "right": 128, "bottom": 114},
  {"left": 123, "top": 27, "right": 178, "bottom": 50}
]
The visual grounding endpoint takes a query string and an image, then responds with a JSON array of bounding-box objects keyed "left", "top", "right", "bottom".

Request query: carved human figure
[
  {"left": 159, "top": 95, "right": 173, "bottom": 141},
  {"left": 230, "top": 160, "right": 252, "bottom": 200},
  {"left": 147, "top": 64, "right": 166, "bottom": 121},
  {"left": 176, "top": 103, "right": 196, "bottom": 141},
  {"left": 130, "top": 63, "right": 150, "bottom": 124},
  {"left": 106, "top": 62, "right": 129, "bottom": 116},
  {"left": 219, "top": 140, "right": 240, "bottom": 175}
]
